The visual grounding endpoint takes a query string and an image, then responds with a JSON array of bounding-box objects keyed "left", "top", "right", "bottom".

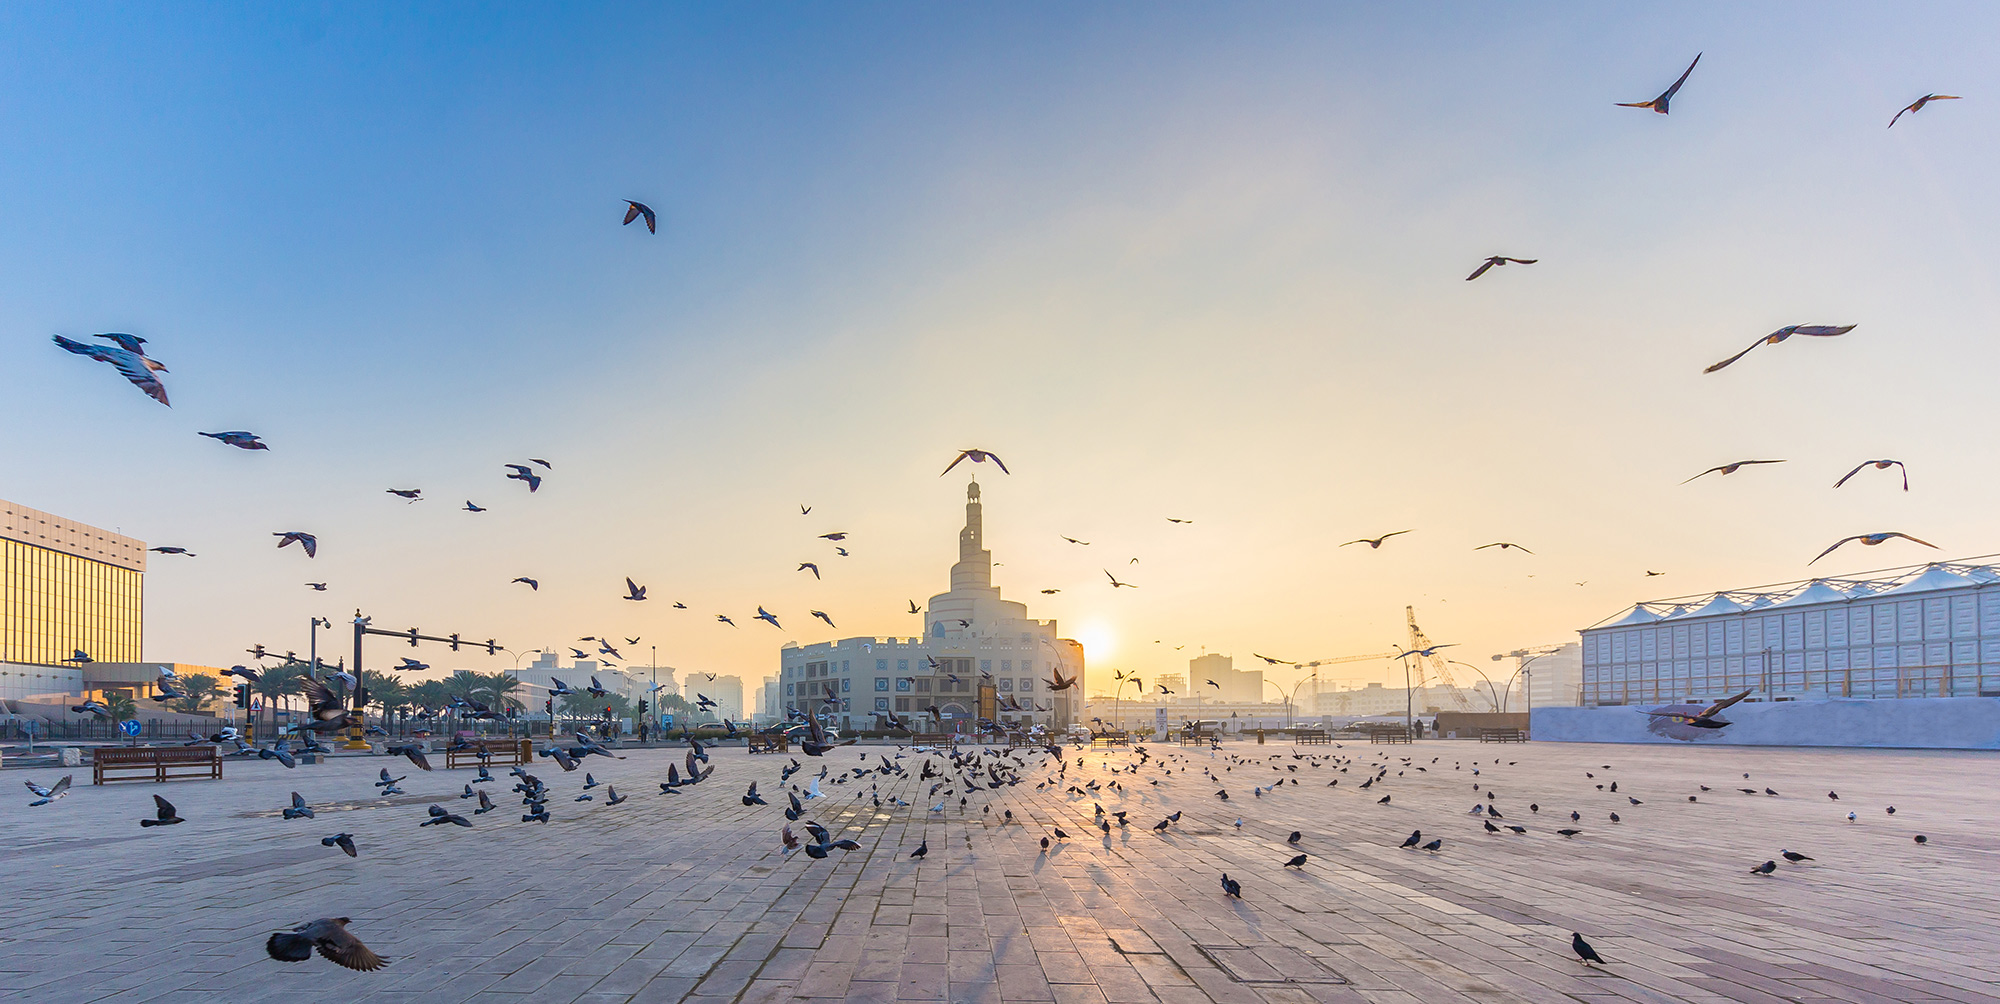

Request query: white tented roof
[{"left": 1586, "top": 553, "right": 2000, "bottom": 630}]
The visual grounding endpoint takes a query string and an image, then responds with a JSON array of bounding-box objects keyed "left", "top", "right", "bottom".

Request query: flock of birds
[{"left": 20, "top": 723, "right": 1939, "bottom": 977}]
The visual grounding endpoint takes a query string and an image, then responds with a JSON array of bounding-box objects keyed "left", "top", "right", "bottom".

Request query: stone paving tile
[{"left": 6, "top": 741, "right": 2000, "bottom": 1002}]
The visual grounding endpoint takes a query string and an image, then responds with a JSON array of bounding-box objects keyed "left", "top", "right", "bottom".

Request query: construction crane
[{"left": 1403, "top": 606, "right": 1475, "bottom": 713}]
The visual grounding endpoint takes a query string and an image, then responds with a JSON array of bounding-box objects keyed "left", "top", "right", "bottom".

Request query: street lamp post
[{"left": 1287, "top": 672, "right": 1317, "bottom": 730}]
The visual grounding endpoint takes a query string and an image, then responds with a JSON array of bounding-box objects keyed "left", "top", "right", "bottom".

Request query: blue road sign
[
  {"left": 662, "top": 714, "right": 674, "bottom": 729},
  {"left": 119, "top": 719, "right": 142, "bottom": 737}
]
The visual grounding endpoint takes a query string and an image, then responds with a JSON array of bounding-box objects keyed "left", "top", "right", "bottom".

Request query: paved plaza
[{"left": 5, "top": 739, "right": 2000, "bottom": 1004}]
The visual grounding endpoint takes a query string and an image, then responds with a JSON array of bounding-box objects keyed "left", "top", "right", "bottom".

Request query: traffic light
[
  {"left": 636, "top": 699, "right": 648, "bottom": 715},
  {"left": 485, "top": 639, "right": 497, "bottom": 655},
  {"left": 407, "top": 628, "right": 420, "bottom": 647},
  {"left": 247, "top": 644, "right": 266, "bottom": 659},
  {"left": 449, "top": 633, "right": 461, "bottom": 652},
  {"left": 545, "top": 698, "right": 553, "bottom": 715},
  {"left": 234, "top": 684, "right": 251, "bottom": 709}
]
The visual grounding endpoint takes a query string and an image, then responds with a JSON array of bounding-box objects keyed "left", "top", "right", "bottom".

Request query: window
[
  {"left": 998, "top": 679, "right": 1013, "bottom": 691},
  {"left": 875, "top": 677, "right": 889, "bottom": 691},
  {"left": 841, "top": 678, "right": 850, "bottom": 693},
  {"left": 1020, "top": 678, "right": 1034, "bottom": 692},
  {"left": 896, "top": 679, "right": 912, "bottom": 692},
  {"left": 786, "top": 683, "right": 794, "bottom": 695},
  {"left": 895, "top": 697, "right": 911, "bottom": 712},
  {"left": 981, "top": 659, "right": 992, "bottom": 673},
  {"left": 877, "top": 659, "right": 888, "bottom": 671},
  {"left": 875, "top": 697, "right": 889, "bottom": 711},
  {"left": 841, "top": 660, "right": 849, "bottom": 672},
  {"left": 916, "top": 679, "right": 932, "bottom": 693}
]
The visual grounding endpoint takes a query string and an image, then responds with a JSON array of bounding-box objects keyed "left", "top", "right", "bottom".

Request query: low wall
[{"left": 1532, "top": 697, "right": 2000, "bottom": 750}]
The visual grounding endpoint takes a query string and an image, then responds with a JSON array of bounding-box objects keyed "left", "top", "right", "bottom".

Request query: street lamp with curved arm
[
  {"left": 1447, "top": 660, "right": 1507, "bottom": 713},
  {"left": 1287, "top": 672, "right": 1317, "bottom": 730}
]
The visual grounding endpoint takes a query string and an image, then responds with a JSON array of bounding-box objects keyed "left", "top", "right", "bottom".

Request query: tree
[
  {"left": 169, "top": 673, "right": 219, "bottom": 714},
  {"left": 473, "top": 671, "right": 523, "bottom": 712},
  {"left": 252, "top": 662, "right": 306, "bottom": 734},
  {"left": 363, "top": 671, "right": 409, "bottom": 729},
  {"left": 408, "top": 679, "right": 453, "bottom": 718},
  {"left": 559, "top": 692, "right": 631, "bottom": 720},
  {"left": 104, "top": 691, "right": 137, "bottom": 723}
]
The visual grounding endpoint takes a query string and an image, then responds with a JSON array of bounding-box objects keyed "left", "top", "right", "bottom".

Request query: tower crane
[{"left": 1403, "top": 606, "right": 1475, "bottom": 713}]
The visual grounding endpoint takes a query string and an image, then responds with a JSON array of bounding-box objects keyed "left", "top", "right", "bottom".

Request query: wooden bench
[
  {"left": 1479, "top": 728, "right": 1526, "bottom": 743},
  {"left": 1178, "top": 729, "right": 1220, "bottom": 748},
  {"left": 1368, "top": 727, "right": 1412, "bottom": 744},
  {"left": 1292, "top": 729, "right": 1332, "bottom": 745},
  {"left": 443, "top": 738, "right": 532, "bottom": 769},
  {"left": 92, "top": 745, "right": 221, "bottom": 785},
  {"left": 908, "top": 732, "right": 957, "bottom": 747},
  {"left": 1089, "top": 730, "right": 1130, "bottom": 748},
  {"left": 747, "top": 733, "right": 789, "bottom": 754}
]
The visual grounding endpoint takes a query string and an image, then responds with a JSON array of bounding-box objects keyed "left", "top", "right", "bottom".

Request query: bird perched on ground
[
  {"left": 321, "top": 833, "right": 357, "bottom": 857},
  {"left": 1835, "top": 460, "right": 1908, "bottom": 492},
  {"left": 910, "top": 839, "right": 928, "bottom": 859},
  {"left": 1889, "top": 93, "right": 1961, "bottom": 128},
  {"left": 1617, "top": 53, "right": 1700, "bottom": 114},
  {"left": 941, "top": 449, "right": 1009, "bottom": 476},
  {"left": 283, "top": 792, "right": 315, "bottom": 819},
  {"left": 265, "top": 918, "right": 385, "bottom": 971},
  {"left": 1343, "top": 530, "right": 1412, "bottom": 549},
  {"left": 503, "top": 464, "right": 542, "bottom": 492},
  {"left": 1571, "top": 933, "right": 1607, "bottom": 966},
  {"left": 1781, "top": 849, "right": 1813, "bottom": 863},
  {"left": 274, "top": 531, "right": 318, "bottom": 558},
  {"left": 1682, "top": 460, "right": 1784, "bottom": 484},
  {"left": 1750, "top": 860, "right": 1777, "bottom": 875},
  {"left": 52, "top": 333, "right": 170, "bottom": 404},
  {"left": 1400, "top": 830, "right": 1422, "bottom": 848},
  {"left": 199, "top": 430, "right": 267, "bottom": 450},
  {"left": 1914, "top": 834, "right": 1928, "bottom": 844},
  {"left": 1284, "top": 853, "right": 1308, "bottom": 868},
  {"left": 421, "top": 804, "right": 471, "bottom": 828},
  {"left": 1287, "top": 831, "right": 1302, "bottom": 844},
  {"left": 139, "top": 794, "right": 183, "bottom": 827},
  {"left": 1557, "top": 828, "right": 1582, "bottom": 838},
  {"left": 622, "top": 200, "right": 657, "bottom": 233},
  {"left": 1811, "top": 532, "right": 1936, "bottom": 565},
  {"left": 1421, "top": 839, "right": 1442, "bottom": 853},
  {"left": 1466, "top": 256, "right": 1536, "bottom": 281},
  {"left": 1220, "top": 873, "right": 1241, "bottom": 898},
  {"left": 1704, "top": 324, "right": 1855, "bottom": 373}
]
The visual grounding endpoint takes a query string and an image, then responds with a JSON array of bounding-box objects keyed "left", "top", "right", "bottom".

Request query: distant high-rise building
[
  {"left": 1, "top": 498, "right": 145, "bottom": 667},
  {"left": 1189, "top": 653, "right": 1263, "bottom": 704}
]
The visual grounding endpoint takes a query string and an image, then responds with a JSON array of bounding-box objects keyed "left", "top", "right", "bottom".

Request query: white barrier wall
[{"left": 1532, "top": 697, "right": 2000, "bottom": 750}]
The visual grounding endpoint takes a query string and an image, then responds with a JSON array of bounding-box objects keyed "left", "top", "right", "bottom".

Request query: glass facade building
[{"left": 1, "top": 499, "right": 145, "bottom": 667}]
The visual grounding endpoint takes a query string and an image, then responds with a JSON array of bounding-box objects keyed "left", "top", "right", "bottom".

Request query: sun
[{"left": 1072, "top": 621, "right": 1116, "bottom": 663}]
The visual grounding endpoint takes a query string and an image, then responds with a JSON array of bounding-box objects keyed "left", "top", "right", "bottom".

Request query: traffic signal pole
[{"left": 350, "top": 610, "right": 509, "bottom": 749}]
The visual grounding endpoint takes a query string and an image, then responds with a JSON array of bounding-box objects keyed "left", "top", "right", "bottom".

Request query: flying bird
[
  {"left": 305, "top": 582, "right": 327, "bottom": 591},
  {"left": 1810, "top": 532, "right": 1937, "bottom": 565},
  {"left": 1104, "top": 570, "right": 1136, "bottom": 589},
  {"left": 1474, "top": 542, "right": 1533, "bottom": 554},
  {"left": 1834, "top": 459, "right": 1908, "bottom": 491},
  {"left": 386, "top": 489, "right": 422, "bottom": 502},
  {"left": 52, "top": 334, "right": 170, "bottom": 405},
  {"left": 149, "top": 546, "right": 195, "bottom": 556},
  {"left": 139, "top": 794, "right": 184, "bottom": 827},
  {"left": 198, "top": 430, "right": 267, "bottom": 450},
  {"left": 1342, "top": 531, "right": 1411, "bottom": 549},
  {"left": 717, "top": 614, "right": 736, "bottom": 627},
  {"left": 623, "top": 578, "right": 647, "bottom": 601},
  {"left": 819, "top": 532, "right": 848, "bottom": 541},
  {"left": 503, "top": 464, "right": 542, "bottom": 492},
  {"left": 25, "top": 775, "right": 73, "bottom": 805},
  {"left": 907, "top": 600, "right": 920, "bottom": 614},
  {"left": 463, "top": 501, "right": 485, "bottom": 512},
  {"left": 1466, "top": 256, "right": 1536, "bottom": 281},
  {"left": 1703, "top": 324, "right": 1855, "bottom": 373},
  {"left": 1682, "top": 460, "right": 1784, "bottom": 484},
  {"left": 1616, "top": 52, "right": 1700, "bottom": 114},
  {"left": 1040, "top": 589, "right": 1059, "bottom": 594},
  {"left": 622, "top": 200, "right": 657, "bottom": 233},
  {"left": 1889, "top": 93, "right": 1961, "bottom": 128},
  {"left": 811, "top": 610, "right": 836, "bottom": 628},
  {"left": 1061, "top": 536, "right": 1090, "bottom": 545},
  {"left": 798, "top": 562, "right": 820, "bottom": 579},
  {"left": 265, "top": 917, "right": 385, "bottom": 971},
  {"left": 941, "top": 449, "right": 1009, "bottom": 477},
  {"left": 274, "top": 532, "right": 318, "bottom": 558},
  {"left": 754, "top": 606, "right": 782, "bottom": 629},
  {"left": 321, "top": 832, "right": 357, "bottom": 857},
  {"left": 512, "top": 577, "right": 538, "bottom": 590}
]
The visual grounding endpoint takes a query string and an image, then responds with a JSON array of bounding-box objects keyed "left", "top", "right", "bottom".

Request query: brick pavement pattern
[{"left": 5, "top": 739, "right": 1999, "bottom": 1004}]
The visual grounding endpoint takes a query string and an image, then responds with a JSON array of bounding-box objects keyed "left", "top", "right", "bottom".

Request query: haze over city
[{"left": 6, "top": 3, "right": 1999, "bottom": 692}]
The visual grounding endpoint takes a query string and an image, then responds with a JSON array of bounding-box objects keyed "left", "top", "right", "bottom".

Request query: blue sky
[{"left": 6, "top": 4, "right": 1999, "bottom": 689}]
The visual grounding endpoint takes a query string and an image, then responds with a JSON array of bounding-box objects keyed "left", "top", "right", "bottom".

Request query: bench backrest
[{"left": 93, "top": 746, "right": 218, "bottom": 764}]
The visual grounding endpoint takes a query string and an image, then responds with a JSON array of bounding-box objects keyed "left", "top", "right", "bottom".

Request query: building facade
[
  {"left": 1523, "top": 643, "right": 1582, "bottom": 709},
  {"left": 1580, "top": 558, "right": 2000, "bottom": 707},
  {"left": 778, "top": 481, "right": 1084, "bottom": 732},
  {"left": 1, "top": 498, "right": 145, "bottom": 666}
]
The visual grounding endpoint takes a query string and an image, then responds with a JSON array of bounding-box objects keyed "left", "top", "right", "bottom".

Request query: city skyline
[{"left": 6, "top": 6, "right": 1999, "bottom": 693}]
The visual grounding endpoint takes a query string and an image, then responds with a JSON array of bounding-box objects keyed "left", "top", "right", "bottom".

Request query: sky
[{"left": 6, "top": 3, "right": 2000, "bottom": 697}]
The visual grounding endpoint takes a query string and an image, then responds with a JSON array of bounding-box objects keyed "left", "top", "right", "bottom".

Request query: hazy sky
[{"left": 7, "top": 4, "right": 1999, "bottom": 695}]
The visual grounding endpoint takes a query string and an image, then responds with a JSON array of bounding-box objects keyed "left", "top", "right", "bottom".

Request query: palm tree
[
  {"left": 408, "top": 680, "right": 453, "bottom": 729},
  {"left": 169, "top": 673, "right": 220, "bottom": 714},
  {"left": 104, "top": 691, "right": 137, "bottom": 722},
  {"left": 253, "top": 663, "right": 305, "bottom": 736},
  {"left": 474, "top": 671, "right": 522, "bottom": 711},
  {"left": 362, "top": 671, "right": 409, "bottom": 731}
]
